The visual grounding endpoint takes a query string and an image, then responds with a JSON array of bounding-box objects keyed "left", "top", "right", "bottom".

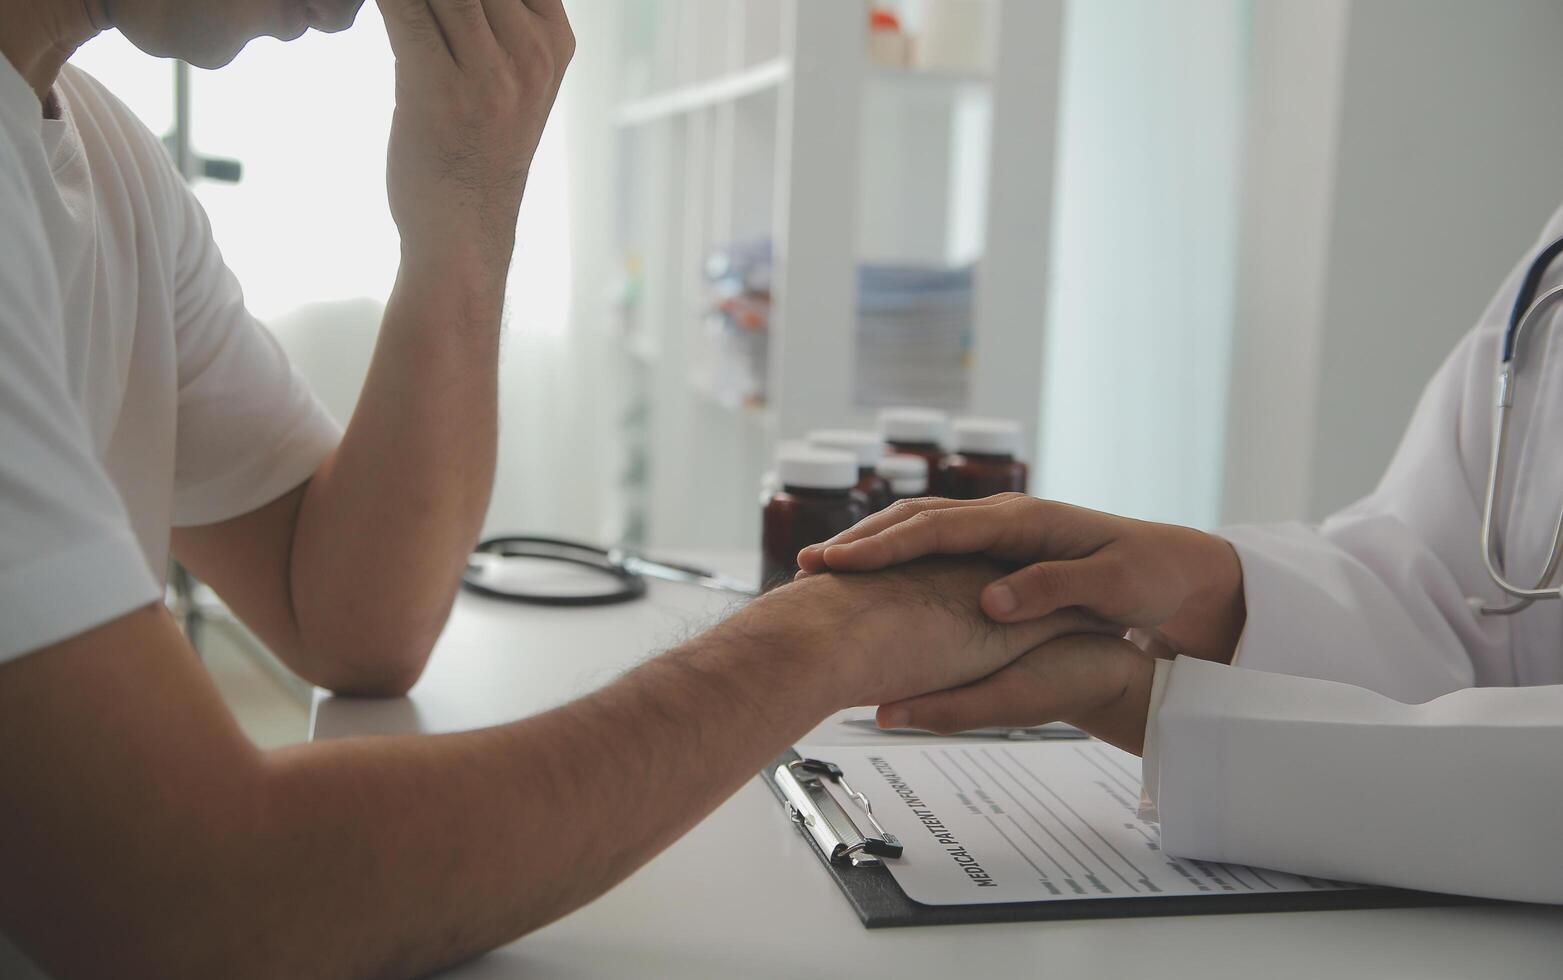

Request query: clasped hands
[{"left": 782, "top": 494, "right": 1248, "bottom": 756}]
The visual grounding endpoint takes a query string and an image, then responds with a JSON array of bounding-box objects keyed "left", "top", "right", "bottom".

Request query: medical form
[{"left": 793, "top": 740, "right": 1355, "bottom": 906}]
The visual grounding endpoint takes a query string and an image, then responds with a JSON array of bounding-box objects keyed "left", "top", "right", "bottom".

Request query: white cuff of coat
[
  {"left": 1138, "top": 657, "right": 1174, "bottom": 822},
  {"left": 1215, "top": 524, "right": 1317, "bottom": 675},
  {"left": 1137, "top": 657, "right": 1238, "bottom": 862}
]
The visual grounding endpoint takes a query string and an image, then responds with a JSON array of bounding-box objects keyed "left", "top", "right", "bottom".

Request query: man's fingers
[
  {"left": 981, "top": 555, "right": 1134, "bottom": 624},
  {"left": 519, "top": 0, "right": 569, "bottom": 23},
  {"left": 515, "top": 0, "right": 576, "bottom": 68},
  {"left": 376, "top": 0, "right": 452, "bottom": 62},
  {"left": 478, "top": 0, "right": 531, "bottom": 46},
  {"left": 427, "top": 0, "right": 502, "bottom": 66}
]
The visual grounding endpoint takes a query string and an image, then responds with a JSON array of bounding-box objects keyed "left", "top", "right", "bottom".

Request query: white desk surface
[{"left": 312, "top": 550, "right": 1563, "bottom": 979}]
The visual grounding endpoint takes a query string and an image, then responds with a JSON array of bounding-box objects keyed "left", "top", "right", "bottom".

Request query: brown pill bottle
[
  {"left": 808, "top": 429, "right": 891, "bottom": 513},
  {"left": 876, "top": 453, "right": 929, "bottom": 505},
  {"left": 939, "top": 418, "right": 1029, "bottom": 500},
  {"left": 878, "top": 408, "right": 949, "bottom": 494},
  {"left": 760, "top": 447, "right": 867, "bottom": 593}
]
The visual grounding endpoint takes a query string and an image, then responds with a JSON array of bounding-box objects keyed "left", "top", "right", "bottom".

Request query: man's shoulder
[
  {"left": 59, "top": 63, "right": 152, "bottom": 134},
  {"left": 58, "top": 64, "right": 185, "bottom": 190}
]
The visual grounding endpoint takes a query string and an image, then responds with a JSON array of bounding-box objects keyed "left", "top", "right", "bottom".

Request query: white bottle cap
[
  {"left": 952, "top": 417, "right": 1022, "bottom": 456},
  {"left": 775, "top": 445, "right": 858, "bottom": 490},
  {"left": 875, "top": 453, "right": 929, "bottom": 495},
  {"left": 879, "top": 407, "right": 949, "bottom": 445},
  {"left": 774, "top": 438, "right": 810, "bottom": 457},
  {"left": 807, "top": 429, "right": 887, "bottom": 469}
]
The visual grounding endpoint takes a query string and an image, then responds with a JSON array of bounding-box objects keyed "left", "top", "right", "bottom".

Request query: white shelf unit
[
  {"left": 615, "top": 57, "right": 789, "bottom": 126},
  {"left": 606, "top": 0, "right": 1062, "bottom": 550}
]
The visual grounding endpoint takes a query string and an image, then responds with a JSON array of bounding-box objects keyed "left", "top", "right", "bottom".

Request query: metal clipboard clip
[{"left": 774, "top": 758, "right": 904, "bottom": 868}]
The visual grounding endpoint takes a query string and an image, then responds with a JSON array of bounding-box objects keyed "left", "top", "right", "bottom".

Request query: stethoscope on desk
[
  {"left": 462, "top": 535, "right": 757, "bottom": 606},
  {"left": 1477, "top": 234, "right": 1563, "bottom": 615}
]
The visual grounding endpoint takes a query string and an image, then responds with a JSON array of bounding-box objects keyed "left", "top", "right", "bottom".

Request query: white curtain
[
  {"left": 1039, "top": 0, "right": 1248, "bottom": 528},
  {"left": 483, "top": 0, "right": 620, "bottom": 542}
]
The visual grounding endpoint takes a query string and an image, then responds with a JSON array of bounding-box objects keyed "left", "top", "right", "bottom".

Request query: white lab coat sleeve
[
  {"left": 1213, "top": 201, "right": 1563, "bottom": 699},
  {"left": 1215, "top": 314, "right": 1511, "bottom": 703},
  {"left": 1146, "top": 656, "right": 1563, "bottom": 904}
]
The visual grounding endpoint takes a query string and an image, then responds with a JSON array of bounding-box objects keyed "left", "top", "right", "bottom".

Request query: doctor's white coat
[{"left": 1141, "top": 207, "right": 1563, "bottom": 905}]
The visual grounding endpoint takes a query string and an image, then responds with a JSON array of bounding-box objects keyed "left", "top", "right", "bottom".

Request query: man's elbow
[
  {"left": 289, "top": 593, "right": 456, "bottom": 696},
  {"left": 303, "top": 633, "right": 435, "bottom": 698},
  {"left": 321, "top": 652, "right": 430, "bottom": 698}
]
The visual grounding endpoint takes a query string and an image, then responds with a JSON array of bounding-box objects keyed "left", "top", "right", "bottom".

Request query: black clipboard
[{"left": 759, "top": 748, "right": 1474, "bottom": 929}]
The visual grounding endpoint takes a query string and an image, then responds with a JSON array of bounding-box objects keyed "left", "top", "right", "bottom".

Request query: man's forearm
[
  {"left": 288, "top": 259, "right": 505, "bottom": 692},
  {"left": 278, "top": 0, "right": 573, "bottom": 693},
  {"left": 5, "top": 559, "right": 1062, "bottom": 977},
  {"left": 1, "top": 602, "right": 833, "bottom": 980},
  {"left": 247, "top": 615, "right": 833, "bottom": 980}
]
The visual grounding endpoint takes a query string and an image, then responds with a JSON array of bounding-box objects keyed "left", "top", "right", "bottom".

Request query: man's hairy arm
[
  {"left": 0, "top": 602, "right": 828, "bottom": 979},
  {"left": 0, "top": 560, "right": 1093, "bottom": 979}
]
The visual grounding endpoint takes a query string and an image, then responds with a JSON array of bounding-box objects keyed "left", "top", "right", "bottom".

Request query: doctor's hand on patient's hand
[
  {"left": 376, "top": 0, "right": 574, "bottom": 279},
  {"left": 748, "top": 557, "right": 1123, "bottom": 716},
  {"left": 797, "top": 494, "right": 1247, "bottom": 666}
]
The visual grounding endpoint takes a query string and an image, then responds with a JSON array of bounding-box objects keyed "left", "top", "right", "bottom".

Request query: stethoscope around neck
[{"left": 1476, "top": 234, "right": 1563, "bottom": 615}]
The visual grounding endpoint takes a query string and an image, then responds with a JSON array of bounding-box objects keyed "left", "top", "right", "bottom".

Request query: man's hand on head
[{"left": 376, "top": 0, "right": 574, "bottom": 281}]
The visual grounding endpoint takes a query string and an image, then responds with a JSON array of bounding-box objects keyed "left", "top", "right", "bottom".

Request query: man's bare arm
[
  {"left": 171, "top": 0, "right": 575, "bottom": 695},
  {"left": 0, "top": 560, "right": 1087, "bottom": 979},
  {"left": 172, "top": 259, "right": 508, "bottom": 696}
]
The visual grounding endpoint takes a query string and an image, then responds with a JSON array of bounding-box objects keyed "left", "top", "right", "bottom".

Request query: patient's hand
[{"left": 740, "top": 556, "right": 1120, "bottom": 715}]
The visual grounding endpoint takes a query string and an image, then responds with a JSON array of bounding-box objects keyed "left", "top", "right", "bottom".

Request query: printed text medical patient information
[{"left": 794, "top": 741, "right": 1356, "bottom": 906}]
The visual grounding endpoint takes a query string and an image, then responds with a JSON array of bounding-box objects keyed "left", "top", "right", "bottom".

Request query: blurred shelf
[
  {"left": 865, "top": 64, "right": 992, "bottom": 95},
  {"left": 687, "top": 371, "right": 772, "bottom": 424},
  {"left": 616, "top": 58, "right": 789, "bottom": 127},
  {"left": 625, "top": 336, "right": 660, "bottom": 365}
]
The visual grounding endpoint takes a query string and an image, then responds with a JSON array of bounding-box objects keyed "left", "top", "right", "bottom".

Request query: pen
[{"left": 838, "top": 719, "right": 1090, "bottom": 740}]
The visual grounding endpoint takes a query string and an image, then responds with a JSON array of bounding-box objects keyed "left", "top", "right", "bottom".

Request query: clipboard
[{"left": 759, "top": 748, "right": 1474, "bottom": 928}]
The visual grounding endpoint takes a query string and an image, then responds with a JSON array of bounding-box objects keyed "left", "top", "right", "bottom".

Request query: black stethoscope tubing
[
  {"left": 462, "top": 535, "right": 649, "bottom": 606},
  {"left": 1503, "top": 234, "right": 1563, "bottom": 362}
]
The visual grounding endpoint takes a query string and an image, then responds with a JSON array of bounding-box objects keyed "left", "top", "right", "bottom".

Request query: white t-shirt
[{"left": 0, "top": 55, "right": 341, "bottom": 664}]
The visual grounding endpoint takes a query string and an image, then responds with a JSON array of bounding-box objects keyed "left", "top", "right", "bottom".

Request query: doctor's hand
[
  {"left": 376, "top": 0, "right": 574, "bottom": 279},
  {"left": 747, "top": 557, "right": 1122, "bottom": 713},
  {"left": 878, "top": 633, "right": 1157, "bottom": 755},
  {"left": 797, "top": 494, "right": 1247, "bottom": 665}
]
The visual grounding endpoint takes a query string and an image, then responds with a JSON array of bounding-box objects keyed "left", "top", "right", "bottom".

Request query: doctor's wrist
[{"left": 1158, "top": 530, "right": 1247, "bottom": 665}]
